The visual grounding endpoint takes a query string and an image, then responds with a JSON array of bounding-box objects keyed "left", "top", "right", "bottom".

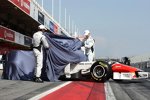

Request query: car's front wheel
[{"left": 90, "top": 61, "right": 112, "bottom": 82}]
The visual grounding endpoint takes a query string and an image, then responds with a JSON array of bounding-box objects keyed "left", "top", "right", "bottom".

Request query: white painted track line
[
  {"left": 104, "top": 81, "right": 116, "bottom": 100},
  {"left": 28, "top": 81, "right": 72, "bottom": 100}
]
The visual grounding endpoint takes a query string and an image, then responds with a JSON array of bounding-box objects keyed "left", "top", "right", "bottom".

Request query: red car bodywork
[{"left": 112, "top": 63, "right": 138, "bottom": 72}]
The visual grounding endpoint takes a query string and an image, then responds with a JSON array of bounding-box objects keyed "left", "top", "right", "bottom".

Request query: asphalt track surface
[
  {"left": 0, "top": 70, "right": 150, "bottom": 100},
  {"left": 109, "top": 79, "right": 150, "bottom": 100}
]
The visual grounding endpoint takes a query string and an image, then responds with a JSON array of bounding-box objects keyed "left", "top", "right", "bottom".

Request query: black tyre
[{"left": 90, "top": 61, "right": 112, "bottom": 82}]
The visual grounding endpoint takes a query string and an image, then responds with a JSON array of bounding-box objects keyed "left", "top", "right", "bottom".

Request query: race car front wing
[{"left": 113, "top": 72, "right": 149, "bottom": 80}]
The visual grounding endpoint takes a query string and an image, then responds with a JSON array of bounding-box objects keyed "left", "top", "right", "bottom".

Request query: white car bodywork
[{"left": 64, "top": 61, "right": 94, "bottom": 78}]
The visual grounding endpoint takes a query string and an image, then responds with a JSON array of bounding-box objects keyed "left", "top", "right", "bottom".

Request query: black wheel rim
[{"left": 93, "top": 65, "right": 105, "bottom": 78}]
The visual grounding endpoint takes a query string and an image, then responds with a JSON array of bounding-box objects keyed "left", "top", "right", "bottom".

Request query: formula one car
[
  {"left": 111, "top": 61, "right": 149, "bottom": 81},
  {"left": 64, "top": 59, "right": 149, "bottom": 82}
]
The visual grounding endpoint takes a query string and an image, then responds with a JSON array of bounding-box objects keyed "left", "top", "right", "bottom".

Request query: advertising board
[
  {"left": 9, "top": 0, "right": 30, "bottom": 15},
  {"left": 0, "top": 26, "right": 15, "bottom": 42},
  {"left": 38, "top": 10, "right": 44, "bottom": 25}
]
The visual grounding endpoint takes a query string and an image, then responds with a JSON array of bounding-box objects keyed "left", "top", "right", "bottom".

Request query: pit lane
[{"left": 0, "top": 69, "right": 150, "bottom": 100}]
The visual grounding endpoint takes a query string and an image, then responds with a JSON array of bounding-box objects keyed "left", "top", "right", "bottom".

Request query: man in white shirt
[
  {"left": 32, "top": 25, "right": 49, "bottom": 83},
  {"left": 82, "top": 30, "right": 95, "bottom": 62}
]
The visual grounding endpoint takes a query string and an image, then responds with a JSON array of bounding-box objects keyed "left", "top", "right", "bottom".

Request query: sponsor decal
[
  {"left": 4, "top": 30, "right": 15, "bottom": 42},
  {"left": 122, "top": 73, "right": 131, "bottom": 78},
  {"left": 114, "top": 66, "right": 121, "bottom": 68},
  {"left": 91, "top": 71, "right": 106, "bottom": 81},
  {"left": 99, "top": 62, "right": 107, "bottom": 67},
  {"left": 138, "top": 72, "right": 148, "bottom": 78},
  {"left": 120, "top": 72, "right": 132, "bottom": 79},
  {"left": 54, "top": 24, "right": 58, "bottom": 34},
  {"left": 0, "top": 27, "right": 15, "bottom": 41},
  {"left": 9, "top": 0, "right": 30, "bottom": 15},
  {"left": 38, "top": 11, "right": 44, "bottom": 25},
  {"left": 91, "top": 72, "right": 101, "bottom": 81},
  {"left": 49, "top": 22, "right": 58, "bottom": 34}
]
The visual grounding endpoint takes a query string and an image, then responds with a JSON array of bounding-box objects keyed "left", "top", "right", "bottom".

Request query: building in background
[
  {"left": 0, "top": 0, "right": 70, "bottom": 55},
  {"left": 130, "top": 53, "right": 150, "bottom": 72}
]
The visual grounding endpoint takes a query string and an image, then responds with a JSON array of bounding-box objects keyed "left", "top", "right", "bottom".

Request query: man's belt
[{"left": 33, "top": 45, "right": 42, "bottom": 52}]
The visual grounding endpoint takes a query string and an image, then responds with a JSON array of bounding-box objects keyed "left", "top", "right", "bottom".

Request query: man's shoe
[{"left": 33, "top": 77, "right": 44, "bottom": 83}]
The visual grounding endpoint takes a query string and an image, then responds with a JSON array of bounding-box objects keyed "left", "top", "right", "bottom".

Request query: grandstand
[{"left": 0, "top": 0, "right": 70, "bottom": 54}]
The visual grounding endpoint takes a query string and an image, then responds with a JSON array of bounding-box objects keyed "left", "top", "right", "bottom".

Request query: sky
[{"left": 37, "top": 0, "right": 150, "bottom": 59}]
